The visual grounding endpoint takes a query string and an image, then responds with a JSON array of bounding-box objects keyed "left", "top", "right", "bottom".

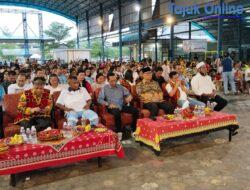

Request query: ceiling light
[
  {"left": 135, "top": 5, "right": 140, "bottom": 12},
  {"left": 98, "top": 19, "right": 103, "bottom": 25},
  {"left": 166, "top": 16, "right": 175, "bottom": 25}
]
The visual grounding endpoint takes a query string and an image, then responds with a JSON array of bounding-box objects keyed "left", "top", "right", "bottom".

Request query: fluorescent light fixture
[
  {"left": 177, "top": 44, "right": 183, "bottom": 48},
  {"left": 135, "top": 4, "right": 140, "bottom": 12}
]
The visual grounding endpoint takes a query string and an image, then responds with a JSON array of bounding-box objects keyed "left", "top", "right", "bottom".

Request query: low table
[
  {"left": 135, "top": 112, "right": 239, "bottom": 156},
  {"left": 0, "top": 127, "right": 124, "bottom": 186}
]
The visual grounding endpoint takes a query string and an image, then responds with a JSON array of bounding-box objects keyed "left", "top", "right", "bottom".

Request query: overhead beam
[
  {"left": 66, "top": 0, "right": 89, "bottom": 15},
  {"left": 55, "top": 0, "right": 75, "bottom": 11},
  {"left": 0, "top": 1, "right": 75, "bottom": 21}
]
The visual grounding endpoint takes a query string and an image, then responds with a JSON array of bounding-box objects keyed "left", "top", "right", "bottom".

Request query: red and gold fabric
[
  {"left": 135, "top": 112, "right": 238, "bottom": 151},
  {"left": 14, "top": 89, "right": 52, "bottom": 124},
  {"left": 0, "top": 125, "right": 124, "bottom": 175}
]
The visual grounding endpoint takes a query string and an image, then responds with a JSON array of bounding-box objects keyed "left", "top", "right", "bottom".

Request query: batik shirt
[{"left": 136, "top": 80, "right": 163, "bottom": 103}]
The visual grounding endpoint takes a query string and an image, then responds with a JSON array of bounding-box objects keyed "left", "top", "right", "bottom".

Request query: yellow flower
[
  {"left": 155, "top": 134, "right": 160, "bottom": 143},
  {"left": 25, "top": 108, "right": 31, "bottom": 115},
  {"left": 85, "top": 124, "right": 91, "bottom": 132},
  {"left": 135, "top": 127, "right": 141, "bottom": 135}
]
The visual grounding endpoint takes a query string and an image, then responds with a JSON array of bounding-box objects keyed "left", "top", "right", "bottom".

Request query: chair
[
  {"left": 53, "top": 91, "right": 101, "bottom": 129},
  {"left": 138, "top": 99, "right": 165, "bottom": 118},
  {"left": 3, "top": 94, "right": 21, "bottom": 137},
  {"left": 53, "top": 91, "right": 69, "bottom": 129},
  {"left": 136, "top": 84, "right": 166, "bottom": 118},
  {"left": 52, "top": 91, "right": 65, "bottom": 129},
  {"left": 3, "top": 93, "right": 58, "bottom": 137},
  {"left": 95, "top": 88, "right": 133, "bottom": 131}
]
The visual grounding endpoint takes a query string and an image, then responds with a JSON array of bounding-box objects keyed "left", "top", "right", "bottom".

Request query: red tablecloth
[
  {"left": 135, "top": 112, "right": 238, "bottom": 151},
  {"left": 0, "top": 128, "right": 124, "bottom": 175}
]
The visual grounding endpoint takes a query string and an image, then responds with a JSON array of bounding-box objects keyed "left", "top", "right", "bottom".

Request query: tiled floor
[{"left": 0, "top": 94, "right": 250, "bottom": 190}]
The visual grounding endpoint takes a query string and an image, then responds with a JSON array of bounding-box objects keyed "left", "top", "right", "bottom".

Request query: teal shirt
[{"left": 0, "top": 85, "right": 5, "bottom": 106}]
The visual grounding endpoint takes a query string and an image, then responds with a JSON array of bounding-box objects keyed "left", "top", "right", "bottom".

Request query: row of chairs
[{"left": 2, "top": 84, "right": 173, "bottom": 137}]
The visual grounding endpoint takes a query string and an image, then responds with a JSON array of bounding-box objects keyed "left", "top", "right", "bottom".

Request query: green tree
[
  {"left": 90, "top": 39, "right": 102, "bottom": 60},
  {"left": 44, "top": 22, "right": 73, "bottom": 44},
  {"left": 0, "top": 43, "right": 19, "bottom": 60},
  {"left": 44, "top": 22, "right": 75, "bottom": 59},
  {"left": 66, "top": 39, "right": 76, "bottom": 48}
]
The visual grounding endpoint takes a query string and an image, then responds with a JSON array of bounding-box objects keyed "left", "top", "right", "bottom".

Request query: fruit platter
[
  {"left": 0, "top": 142, "right": 9, "bottom": 153},
  {"left": 76, "top": 124, "right": 92, "bottom": 132},
  {"left": 204, "top": 107, "right": 212, "bottom": 115},
  {"left": 94, "top": 127, "right": 107, "bottom": 133},
  {"left": 164, "top": 114, "right": 175, "bottom": 120},
  {"left": 38, "top": 129, "right": 64, "bottom": 141},
  {"left": 181, "top": 108, "right": 194, "bottom": 119},
  {"left": 4, "top": 134, "right": 24, "bottom": 146}
]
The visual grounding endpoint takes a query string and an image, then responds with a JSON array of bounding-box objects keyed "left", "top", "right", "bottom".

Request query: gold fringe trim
[{"left": 135, "top": 120, "right": 238, "bottom": 151}]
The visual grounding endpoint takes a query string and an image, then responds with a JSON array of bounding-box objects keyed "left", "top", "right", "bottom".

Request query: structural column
[
  {"left": 138, "top": 0, "right": 142, "bottom": 62},
  {"left": 76, "top": 16, "right": 80, "bottom": 49},
  {"left": 217, "top": 0, "right": 223, "bottom": 56},
  {"left": 238, "top": 18, "right": 242, "bottom": 60},
  {"left": 188, "top": 21, "right": 192, "bottom": 61},
  {"left": 22, "top": 12, "right": 29, "bottom": 58},
  {"left": 155, "top": 37, "right": 158, "bottom": 62},
  {"left": 38, "top": 13, "right": 45, "bottom": 63},
  {"left": 169, "top": 0, "right": 174, "bottom": 62},
  {"left": 118, "top": 0, "right": 122, "bottom": 62},
  {"left": 169, "top": 24, "right": 174, "bottom": 62},
  {"left": 86, "top": 11, "right": 91, "bottom": 49},
  {"left": 100, "top": 3, "right": 105, "bottom": 62}
]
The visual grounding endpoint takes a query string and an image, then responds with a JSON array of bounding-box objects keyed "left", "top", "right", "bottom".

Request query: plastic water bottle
[
  {"left": 207, "top": 101, "right": 211, "bottom": 109},
  {"left": 31, "top": 126, "right": 37, "bottom": 144},
  {"left": 26, "top": 128, "right": 31, "bottom": 143},
  {"left": 63, "top": 122, "right": 69, "bottom": 138},
  {"left": 20, "top": 127, "right": 28, "bottom": 143}
]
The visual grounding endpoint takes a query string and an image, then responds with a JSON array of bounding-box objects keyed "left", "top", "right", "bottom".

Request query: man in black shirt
[
  {"left": 153, "top": 67, "right": 166, "bottom": 88},
  {"left": 1, "top": 71, "right": 16, "bottom": 93}
]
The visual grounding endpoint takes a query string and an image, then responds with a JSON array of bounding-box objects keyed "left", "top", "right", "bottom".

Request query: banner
[{"left": 183, "top": 40, "right": 207, "bottom": 53}]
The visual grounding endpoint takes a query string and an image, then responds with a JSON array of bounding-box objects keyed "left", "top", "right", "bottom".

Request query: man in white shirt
[
  {"left": 8, "top": 73, "right": 32, "bottom": 94},
  {"left": 191, "top": 62, "right": 227, "bottom": 111},
  {"left": 56, "top": 75, "right": 94, "bottom": 127},
  {"left": 245, "top": 63, "right": 250, "bottom": 94},
  {"left": 162, "top": 60, "right": 171, "bottom": 81},
  {"left": 166, "top": 71, "right": 205, "bottom": 109}
]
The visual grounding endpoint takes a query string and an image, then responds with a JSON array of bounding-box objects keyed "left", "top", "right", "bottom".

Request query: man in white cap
[{"left": 191, "top": 62, "right": 227, "bottom": 111}]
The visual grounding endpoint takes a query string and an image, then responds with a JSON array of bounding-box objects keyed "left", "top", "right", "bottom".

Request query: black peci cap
[{"left": 141, "top": 67, "right": 151, "bottom": 73}]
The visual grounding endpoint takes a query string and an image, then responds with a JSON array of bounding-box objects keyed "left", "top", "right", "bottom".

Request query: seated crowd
[{"left": 0, "top": 56, "right": 248, "bottom": 141}]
